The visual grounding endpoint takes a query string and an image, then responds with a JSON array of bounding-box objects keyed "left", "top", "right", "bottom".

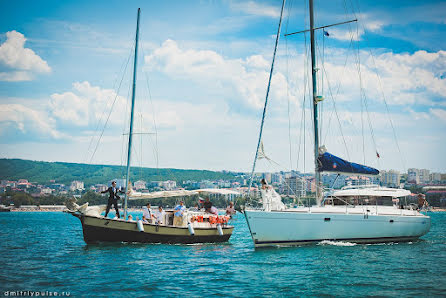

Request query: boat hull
[
  {"left": 75, "top": 214, "right": 233, "bottom": 244},
  {"left": 244, "top": 209, "right": 430, "bottom": 247}
]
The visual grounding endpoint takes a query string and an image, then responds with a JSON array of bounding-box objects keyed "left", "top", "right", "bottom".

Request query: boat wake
[{"left": 317, "top": 240, "right": 357, "bottom": 247}]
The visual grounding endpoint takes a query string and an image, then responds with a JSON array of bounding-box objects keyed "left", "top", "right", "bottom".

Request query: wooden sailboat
[{"left": 66, "top": 8, "right": 235, "bottom": 244}]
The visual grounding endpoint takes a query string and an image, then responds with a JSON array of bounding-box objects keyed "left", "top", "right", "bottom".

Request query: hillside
[{"left": 0, "top": 158, "right": 235, "bottom": 186}]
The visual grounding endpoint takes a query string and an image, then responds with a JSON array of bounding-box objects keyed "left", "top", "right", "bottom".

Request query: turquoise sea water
[{"left": 0, "top": 211, "right": 445, "bottom": 297}]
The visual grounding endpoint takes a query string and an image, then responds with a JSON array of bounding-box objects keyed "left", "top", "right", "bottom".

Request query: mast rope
[
  {"left": 247, "top": 0, "right": 286, "bottom": 193},
  {"left": 89, "top": 46, "right": 133, "bottom": 164},
  {"left": 84, "top": 45, "right": 133, "bottom": 164}
]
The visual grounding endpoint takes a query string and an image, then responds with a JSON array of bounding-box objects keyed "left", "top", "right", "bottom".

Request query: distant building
[
  {"left": 95, "top": 184, "right": 107, "bottom": 192},
  {"left": 285, "top": 176, "right": 306, "bottom": 198},
  {"left": 70, "top": 181, "right": 84, "bottom": 191},
  {"left": 305, "top": 177, "right": 316, "bottom": 193},
  {"left": 199, "top": 180, "right": 216, "bottom": 189},
  {"left": 40, "top": 188, "right": 53, "bottom": 195},
  {"left": 345, "top": 176, "right": 370, "bottom": 187},
  {"left": 322, "top": 174, "right": 346, "bottom": 189},
  {"left": 430, "top": 172, "right": 442, "bottom": 182},
  {"left": 381, "top": 170, "right": 401, "bottom": 187},
  {"left": 134, "top": 180, "right": 147, "bottom": 190},
  {"left": 162, "top": 180, "right": 177, "bottom": 190},
  {"left": 407, "top": 168, "right": 420, "bottom": 184},
  {"left": 271, "top": 173, "right": 283, "bottom": 184}
]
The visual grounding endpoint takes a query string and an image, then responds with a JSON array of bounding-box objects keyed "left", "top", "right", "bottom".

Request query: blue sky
[{"left": 0, "top": 0, "right": 445, "bottom": 174}]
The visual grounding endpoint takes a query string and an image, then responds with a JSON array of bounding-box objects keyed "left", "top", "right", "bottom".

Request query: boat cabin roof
[{"left": 332, "top": 186, "right": 410, "bottom": 198}]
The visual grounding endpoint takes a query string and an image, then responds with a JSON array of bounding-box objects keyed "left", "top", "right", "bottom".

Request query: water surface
[{"left": 1, "top": 212, "right": 445, "bottom": 296}]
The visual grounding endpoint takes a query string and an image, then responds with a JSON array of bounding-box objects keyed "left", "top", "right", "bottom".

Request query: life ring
[
  {"left": 197, "top": 215, "right": 203, "bottom": 222},
  {"left": 190, "top": 216, "right": 196, "bottom": 223}
]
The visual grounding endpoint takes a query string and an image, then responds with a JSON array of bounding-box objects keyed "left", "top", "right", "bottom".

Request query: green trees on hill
[{"left": 0, "top": 158, "right": 235, "bottom": 186}]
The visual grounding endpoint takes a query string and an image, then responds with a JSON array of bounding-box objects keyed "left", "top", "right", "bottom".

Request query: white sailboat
[{"left": 243, "top": 0, "right": 430, "bottom": 247}]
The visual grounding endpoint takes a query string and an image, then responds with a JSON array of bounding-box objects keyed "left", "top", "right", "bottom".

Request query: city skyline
[{"left": 1, "top": 0, "right": 445, "bottom": 173}]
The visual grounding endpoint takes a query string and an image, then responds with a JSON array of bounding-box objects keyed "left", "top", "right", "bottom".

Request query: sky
[{"left": 0, "top": 0, "right": 445, "bottom": 174}]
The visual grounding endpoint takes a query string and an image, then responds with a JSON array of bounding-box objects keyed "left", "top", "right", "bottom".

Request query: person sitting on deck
[
  {"left": 417, "top": 194, "right": 428, "bottom": 210},
  {"left": 173, "top": 201, "right": 186, "bottom": 226},
  {"left": 127, "top": 214, "right": 134, "bottom": 221},
  {"left": 189, "top": 203, "right": 200, "bottom": 212},
  {"left": 154, "top": 206, "right": 166, "bottom": 225},
  {"left": 225, "top": 202, "right": 236, "bottom": 218},
  {"left": 142, "top": 203, "right": 153, "bottom": 223},
  {"left": 204, "top": 197, "right": 218, "bottom": 215}
]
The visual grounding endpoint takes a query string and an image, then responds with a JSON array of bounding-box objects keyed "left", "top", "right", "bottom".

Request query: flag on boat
[
  {"left": 318, "top": 152, "right": 379, "bottom": 175},
  {"left": 323, "top": 30, "right": 330, "bottom": 36}
]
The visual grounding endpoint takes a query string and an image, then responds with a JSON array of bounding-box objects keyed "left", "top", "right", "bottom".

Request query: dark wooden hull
[
  {"left": 73, "top": 213, "right": 233, "bottom": 244},
  {"left": 82, "top": 224, "right": 231, "bottom": 244}
]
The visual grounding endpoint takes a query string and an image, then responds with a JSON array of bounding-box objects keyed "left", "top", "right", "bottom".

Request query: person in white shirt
[
  {"left": 154, "top": 206, "right": 166, "bottom": 225},
  {"left": 142, "top": 203, "right": 153, "bottom": 223}
]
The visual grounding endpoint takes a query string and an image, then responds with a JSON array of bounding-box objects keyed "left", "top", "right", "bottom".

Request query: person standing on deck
[
  {"left": 154, "top": 206, "right": 166, "bottom": 225},
  {"left": 173, "top": 201, "right": 186, "bottom": 226},
  {"left": 102, "top": 181, "right": 124, "bottom": 218},
  {"left": 142, "top": 203, "right": 153, "bottom": 223}
]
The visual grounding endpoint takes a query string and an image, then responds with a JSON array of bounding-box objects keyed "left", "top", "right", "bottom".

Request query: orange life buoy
[
  {"left": 209, "top": 216, "right": 216, "bottom": 225},
  {"left": 197, "top": 215, "right": 203, "bottom": 222}
]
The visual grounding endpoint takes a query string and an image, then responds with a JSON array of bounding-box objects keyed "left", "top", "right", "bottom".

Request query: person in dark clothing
[
  {"left": 203, "top": 197, "right": 213, "bottom": 213},
  {"left": 102, "top": 181, "right": 125, "bottom": 218}
]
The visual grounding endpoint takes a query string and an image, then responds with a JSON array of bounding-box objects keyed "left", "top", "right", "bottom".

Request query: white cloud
[
  {"left": 144, "top": 39, "right": 293, "bottom": 110},
  {"left": 430, "top": 108, "right": 446, "bottom": 123},
  {"left": 230, "top": 1, "right": 280, "bottom": 18},
  {"left": 49, "top": 81, "right": 128, "bottom": 126},
  {"left": 0, "top": 103, "right": 61, "bottom": 138},
  {"left": 0, "top": 30, "right": 51, "bottom": 81}
]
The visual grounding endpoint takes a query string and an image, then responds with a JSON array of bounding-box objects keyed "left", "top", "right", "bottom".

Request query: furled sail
[
  {"left": 317, "top": 152, "right": 379, "bottom": 175},
  {"left": 128, "top": 188, "right": 240, "bottom": 200}
]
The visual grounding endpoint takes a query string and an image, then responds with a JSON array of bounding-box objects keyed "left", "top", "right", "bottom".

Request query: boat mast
[
  {"left": 124, "top": 8, "right": 140, "bottom": 219},
  {"left": 309, "top": 0, "right": 321, "bottom": 204}
]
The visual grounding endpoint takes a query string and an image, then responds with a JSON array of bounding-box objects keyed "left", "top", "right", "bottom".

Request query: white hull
[{"left": 244, "top": 206, "right": 430, "bottom": 247}]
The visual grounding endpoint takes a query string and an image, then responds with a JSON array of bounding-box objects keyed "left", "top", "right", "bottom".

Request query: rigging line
[
  {"left": 139, "top": 42, "right": 160, "bottom": 170},
  {"left": 84, "top": 44, "right": 133, "bottom": 163},
  {"left": 315, "top": 45, "right": 351, "bottom": 161},
  {"left": 89, "top": 50, "right": 133, "bottom": 165},
  {"left": 353, "top": 21, "right": 379, "bottom": 168},
  {"left": 248, "top": 0, "right": 286, "bottom": 193},
  {"left": 121, "top": 70, "right": 133, "bottom": 176},
  {"left": 352, "top": 0, "right": 405, "bottom": 171},
  {"left": 355, "top": 23, "right": 366, "bottom": 165},
  {"left": 284, "top": 0, "right": 294, "bottom": 171},
  {"left": 285, "top": 40, "right": 293, "bottom": 170},
  {"left": 322, "top": 36, "right": 355, "bottom": 145}
]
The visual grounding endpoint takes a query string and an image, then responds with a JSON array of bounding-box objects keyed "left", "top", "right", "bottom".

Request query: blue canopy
[{"left": 317, "top": 152, "right": 379, "bottom": 175}]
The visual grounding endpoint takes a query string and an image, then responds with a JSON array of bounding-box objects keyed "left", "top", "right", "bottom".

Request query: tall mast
[
  {"left": 309, "top": 0, "right": 321, "bottom": 203},
  {"left": 123, "top": 8, "right": 140, "bottom": 219}
]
